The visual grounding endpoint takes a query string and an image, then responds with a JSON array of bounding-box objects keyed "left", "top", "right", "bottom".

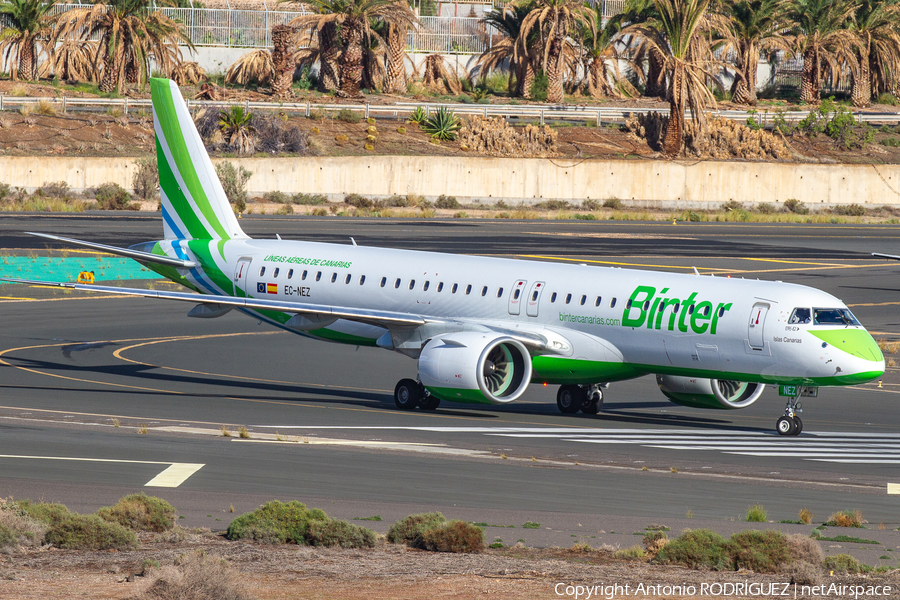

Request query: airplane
[{"left": 0, "top": 79, "right": 884, "bottom": 436}]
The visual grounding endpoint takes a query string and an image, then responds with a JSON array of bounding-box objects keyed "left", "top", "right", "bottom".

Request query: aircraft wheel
[
  {"left": 557, "top": 385, "right": 581, "bottom": 414},
  {"left": 418, "top": 394, "right": 440, "bottom": 410},
  {"left": 394, "top": 379, "right": 421, "bottom": 410},
  {"left": 581, "top": 389, "right": 602, "bottom": 414},
  {"left": 776, "top": 416, "right": 796, "bottom": 436},
  {"left": 792, "top": 416, "right": 803, "bottom": 435}
]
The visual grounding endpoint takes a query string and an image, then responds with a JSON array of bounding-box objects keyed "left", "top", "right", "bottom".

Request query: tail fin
[{"left": 150, "top": 78, "right": 248, "bottom": 241}]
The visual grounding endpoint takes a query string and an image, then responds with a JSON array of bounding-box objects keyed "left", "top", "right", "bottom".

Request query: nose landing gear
[{"left": 776, "top": 395, "right": 803, "bottom": 436}]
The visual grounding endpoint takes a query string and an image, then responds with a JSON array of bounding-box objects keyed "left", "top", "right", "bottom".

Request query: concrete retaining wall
[{"left": 3, "top": 155, "right": 899, "bottom": 209}]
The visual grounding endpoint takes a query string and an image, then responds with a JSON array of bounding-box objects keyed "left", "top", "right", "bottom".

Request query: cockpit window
[
  {"left": 789, "top": 308, "right": 811, "bottom": 324},
  {"left": 813, "top": 308, "right": 860, "bottom": 326}
]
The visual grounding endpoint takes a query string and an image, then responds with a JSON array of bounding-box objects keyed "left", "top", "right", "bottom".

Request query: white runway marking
[
  {"left": 255, "top": 428, "right": 900, "bottom": 466},
  {"left": 0, "top": 454, "right": 204, "bottom": 488}
]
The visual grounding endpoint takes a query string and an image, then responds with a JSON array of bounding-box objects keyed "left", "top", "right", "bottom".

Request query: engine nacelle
[
  {"left": 656, "top": 374, "right": 765, "bottom": 410},
  {"left": 419, "top": 332, "right": 532, "bottom": 404}
]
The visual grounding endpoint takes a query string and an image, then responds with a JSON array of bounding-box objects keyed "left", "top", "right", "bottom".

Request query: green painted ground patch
[{"left": 1, "top": 256, "right": 161, "bottom": 282}]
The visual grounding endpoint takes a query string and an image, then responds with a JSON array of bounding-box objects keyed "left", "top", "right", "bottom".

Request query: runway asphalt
[{"left": 3, "top": 213, "right": 900, "bottom": 558}]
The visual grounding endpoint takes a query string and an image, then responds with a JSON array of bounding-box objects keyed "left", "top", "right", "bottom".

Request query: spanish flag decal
[{"left": 266, "top": 283, "right": 278, "bottom": 294}]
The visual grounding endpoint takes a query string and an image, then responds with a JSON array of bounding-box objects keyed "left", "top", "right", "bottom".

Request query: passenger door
[
  {"left": 234, "top": 258, "right": 252, "bottom": 297},
  {"left": 526, "top": 281, "right": 545, "bottom": 317},
  {"left": 748, "top": 303, "right": 769, "bottom": 349},
  {"left": 508, "top": 280, "right": 527, "bottom": 315}
]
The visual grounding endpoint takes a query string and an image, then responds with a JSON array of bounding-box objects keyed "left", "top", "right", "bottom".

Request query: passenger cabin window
[
  {"left": 301, "top": 270, "right": 308, "bottom": 280},
  {"left": 273, "top": 268, "right": 280, "bottom": 278},
  {"left": 480, "top": 286, "right": 487, "bottom": 297},
  {"left": 451, "top": 284, "right": 458, "bottom": 294},
  {"left": 789, "top": 308, "right": 812, "bottom": 324},
  {"left": 595, "top": 296, "right": 601, "bottom": 307},
  {"left": 551, "top": 292, "right": 557, "bottom": 303},
  {"left": 395, "top": 278, "right": 401, "bottom": 289},
  {"left": 423, "top": 281, "right": 430, "bottom": 291},
  {"left": 259, "top": 266, "right": 266, "bottom": 277},
  {"left": 380, "top": 277, "right": 387, "bottom": 288},
  {"left": 700, "top": 305, "right": 711, "bottom": 317},
  {"left": 565, "top": 293, "right": 572, "bottom": 304},
  {"left": 331, "top": 273, "right": 338, "bottom": 283},
  {"left": 813, "top": 308, "right": 860, "bottom": 326},
  {"left": 580, "top": 295, "right": 587, "bottom": 306},
  {"left": 716, "top": 305, "right": 726, "bottom": 318},
  {"left": 409, "top": 280, "right": 416, "bottom": 290},
  {"left": 465, "top": 285, "right": 472, "bottom": 295},
  {"left": 315, "top": 271, "right": 322, "bottom": 281},
  {"left": 359, "top": 275, "right": 366, "bottom": 285},
  {"left": 610, "top": 298, "right": 617, "bottom": 308},
  {"left": 288, "top": 269, "right": 294, "bottom": 279},
  {"left": 497, "top": 288, "right": 504, "bottom": 298},
  {"left": 643, "top": 301, "right": 650, "bottom": 311},
  {"left": 345, "top": 274, "right": 351, "bottom": 284},
  {"left": 531, "top": 290, "right": 538, "bottom": 301},
  {"left": 514, "top": 289, "right": 521, "bottom": 300},
  {"left": 437, "top": 282, "right": 444, "bottom": 292}
]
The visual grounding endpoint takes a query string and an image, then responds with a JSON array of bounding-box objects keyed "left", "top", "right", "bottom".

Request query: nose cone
[{"left": 810, "top": 329, "right": 885, "bottom": 384}]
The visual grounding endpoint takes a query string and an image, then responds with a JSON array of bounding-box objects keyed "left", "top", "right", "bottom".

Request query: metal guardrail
[{"left": 4, "top": 95, "right": 900, "bottom": 127}]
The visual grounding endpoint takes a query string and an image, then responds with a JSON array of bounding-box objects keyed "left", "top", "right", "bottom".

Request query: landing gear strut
[
  {"left": 776, "top": 395, "right": 803, "bottom": 436},
  {"left": 394, "top": 379, "right": 439, "bottom": 411},
  {"left": 557, "top": 384, "right": 605, "bottom": 415}
]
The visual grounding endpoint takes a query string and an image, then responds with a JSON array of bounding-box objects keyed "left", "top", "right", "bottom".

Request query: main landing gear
[
  {"left": 557, "top": 384, "right": 604, "bottom": 415},
  {"left": 776, "top": 395, "right": 803, "bottom": 436},
  {"left": 394, "top": 378, "right": 440, "bottom": 411}
]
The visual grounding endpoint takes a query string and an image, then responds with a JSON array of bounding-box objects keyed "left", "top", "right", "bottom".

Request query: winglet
[{"left": 150, "top": 78, "right": 248, "bottom": 241}]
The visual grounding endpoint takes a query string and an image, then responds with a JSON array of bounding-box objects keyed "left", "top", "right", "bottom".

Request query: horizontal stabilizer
[
  {"left": 872, "top": 253, "right": 900, "bottom": 261},
  {"left": 0, "top": 278, "right": 426, "bottom": 328},
  {"left": 26, "top": 232, "right": 196, "bottom": 269}
]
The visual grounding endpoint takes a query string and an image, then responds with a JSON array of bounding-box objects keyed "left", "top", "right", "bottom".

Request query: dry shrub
[
  {"left": 305, "top": 519, "right": 376, "bottom": 548},
  {"left": 826, "top": 510, "right": 865, "bottom": 528},
  {"left": 97, "top": 493, "right": 175, "bottom": 533},
  {"left": 172, "top": 62, "right": 207, "bottom": 86},
  {"left": 386, "top": 512, "right": 446, "bottom": 546},
  {"left": 226, "top": 50, "right": 274, "bottom": 86},
  {"left": 784, "top": 561, "right": 822, "bottom": 586},
  {"left": 421, "top": 54, "right": 461, "bottom": 95},
  {"left": 824, "top": 553, "right": 867, "bottom": 574},
  {"left": 642, "top": 531, "right": 669, "bottom": 558},
  {"left": 0, "top": 500, "right": 46, "bottom": 551},
  {"left": 459, "top": 115, "right": 558, "bottom": 158},
  {"left": 137, "top": 552, "right": 253, "bottom": 600},
  {"left": 799, "top": 507, "right": 813, "bottom": 525},
  {"left": 421, "top": 520, "right": 484, "bottom": 553},
  {"left": 625, "top": 113, "right": 790, "bottom": 160},
  {"left": 786, "top": 534, "right": 824, "bottom": 564}
]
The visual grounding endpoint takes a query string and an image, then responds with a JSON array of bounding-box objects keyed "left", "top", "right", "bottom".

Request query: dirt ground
[
  {"left": 2, "top": 532, "right": 897, "bottom": 600},
  {"left": 2, "top": 79, "right": 900, "bottom": 164}
]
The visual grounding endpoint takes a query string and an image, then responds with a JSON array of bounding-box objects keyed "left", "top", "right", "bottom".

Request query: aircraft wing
[
  {"left": 25, "top": 232, "right": 196, "bottom": 269},
  {"left": 873, "top": 253, "right": 900, "bottom": 261},
  {"left": 0, "top": 278, "right": 426, "bottom": 327}
]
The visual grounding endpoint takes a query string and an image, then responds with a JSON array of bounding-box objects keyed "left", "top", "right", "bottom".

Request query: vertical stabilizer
[{"left": 150, "top": 78, "right": 248, "bottom": 241}]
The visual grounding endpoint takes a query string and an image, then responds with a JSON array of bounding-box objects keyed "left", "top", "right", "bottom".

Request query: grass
[
  {"left": 810, "top": 532, "right": 879, "bottom": 544},
  {"left": 354, "top": 515, "right": 383, "bottom": 521},
  {"left": 746, "top": 504, "right": 768, "bottom": 523},
  {"left": 799, "top": 507, "right": 814, "bottom": 525},
  {"left": 614, "top": 545, "right": 646, "bottom": 560},
  {"left": 825, "top": 510, "right": 865, "bottom": 528},
  {"left": 522, "top": 522, "right": 540, "bottom": 529}
]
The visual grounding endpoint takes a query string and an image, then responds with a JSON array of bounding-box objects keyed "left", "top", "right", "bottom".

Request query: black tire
[
  {"left": 776, "top": 416, "right": 796, "bottom": 436},
  {"left": 394, "top": 378, "right": 420, "bottom": 410},
  {"left": 418, "top": 394, "right": 440, "bottom": 410},
  {"left": 557, "top": 385, "right": 581, "bottom": 414},
  {"left": 792, "top": 416, "right": 803, "bottom": 435},
  {"left": 581, "top": 389, "right": 603, "bottom": 414}
]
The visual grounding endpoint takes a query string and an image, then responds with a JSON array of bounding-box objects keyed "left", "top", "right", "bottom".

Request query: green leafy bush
[
  {"left": 529, "top": 69, "right": 549, "bottom": 102},
  {"left": 91, "top": 183, "right": 131, "bottom": 210},
  {"left": 824, "top": 553, "right": 868, "bottom": 574},
  {"left": 226, "top": 500, "right": 328, "bottom": 544},
  {"left": 96, "top": 493, "right": 175, "bottom": 532},
  {"left": 755, "top": 202, "right": 777, "bottom": 214},
  {"left": 344, "top": 193, "right": 374, "bottom": 209},
  {"left": 575, "top": 213, "right": 597, "bottom": 220},
  {"left": 421, "top": 520, "right": 485, "bottom": 553},
  {"left": 386, "top": 512, "right": 446, "bottom": 546},
  {"left": 408, "top": 106, "right": 427, "bottom": 126},
  {"left": 214, "top": 162, "right": 251, "bottom": 213},
  {"left": 721, "top": 200, "right": 745, "bottom": 213},
  {"left": 602, "top": 197, "right": 623, "bottom": 210},
  {"left": 275, "top": 204, "right": 294, "bottom": 215},
  {"left": 877, "top": 93, "right": 898, "bottom": 106},
  {"left": 880, "top": 137, "right": 900, "bottom": 147},
  {"left": 423, "top": 107, "right": 461, "bottom": 141},
  {"left": 292, "top": 193, "right": 328, "bottom": 205},
  {"left": 582, "top": 199, "right": 600, "bottom": 211},
  {"left": 44, "top": 514, "right": 138, "bottom": 550},
  {"left": 656, "top": 529, "right": 731, "bottom": 570},
  {"left": 16, "top": 500, "right": 72, "bottom": 525},
  {"left": 306, "top": 519, "right": 376, "bottom": 548},
  {"left": 745, "top": 504, "right": 767, "bottom": 522},
  {"left": 832, "top": 203, "right": 866, "bottom": 216},
  {"left": 336, "top": 109, "right": 360, "bottom": 123},
  {"left": 384, "top": 194, "right": 410, "bottom": 207},
  {"left": 729, "top": 530, "right": 790, "bottom": 573},
  {"left": 263, "top": 191, "right": 290, "bottom": 204}
]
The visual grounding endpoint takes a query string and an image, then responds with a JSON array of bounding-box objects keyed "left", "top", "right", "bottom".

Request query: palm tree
[
  {"left": 625, "top": 0, "right": 718, "bottom": 155},
  {"left": 271, "top": 24, "right": 297, "bottom": 97},
  {"left": 617, "top": 0, "right": 667, "bottom": 99},
  {"left": 218, "top": 106, "right": 257, "bottom": 155},
  {"left": 52, "top": 40, "right": 98, "bottom": 82},
  {"left": 850, "top": 0, "right": 900, "bottom": 107},
  {"left": 288, "top": 0, "right": 416, "bottom": 98},
  {"left": 52, "top": 0, "right": 192, "bottom": 94},
  {"left": 783, "top": 0, "right": 858, "bottom": 105},
  {"left": 578, "top": 4, "right": 630, "bottom": 98},
  {"left": 0, "top": 0, "right": 57, "bottom": 81},
  {"left": 476, "top": 4, "right": 534, "bottom": 97},
  {"left": 225, "top": 49, "right": 274, "bottom": 85},
  {"left": 709, "top": 0, "right": 789, "bottom": 106},
  {"left": 511, "top": 0, "right": 594, "bottom": 103},
  {"left": 383, "top": 20, "right": 410, "bottom": 93}
]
